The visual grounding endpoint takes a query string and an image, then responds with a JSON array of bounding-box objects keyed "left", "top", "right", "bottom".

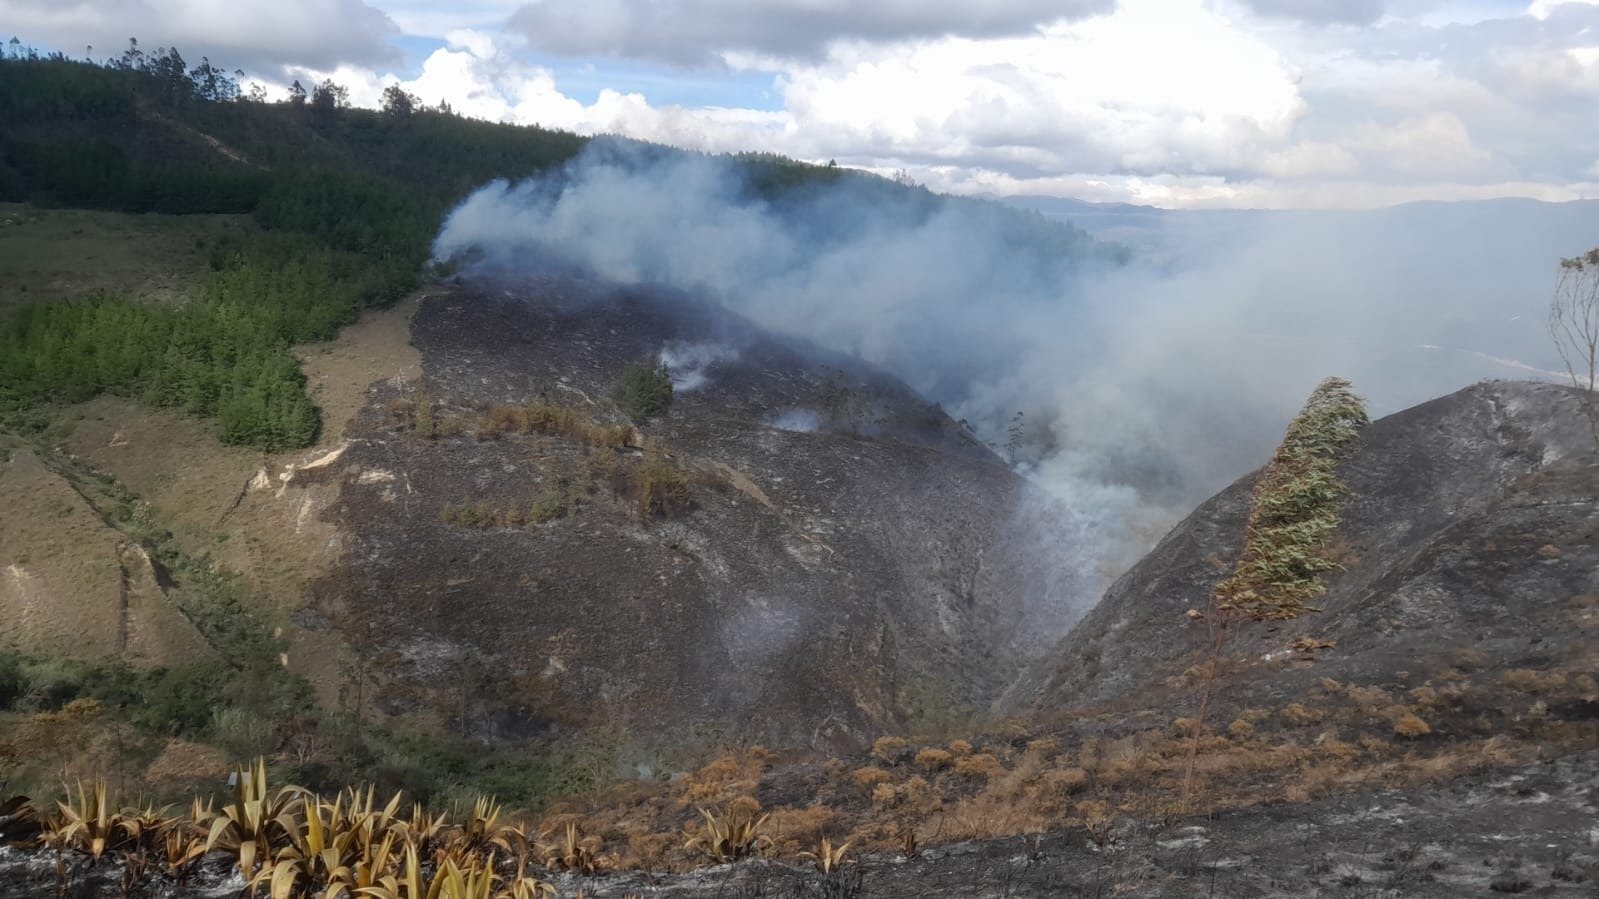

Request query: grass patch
[
  {"left": 634, "top": 457, "right": 692, "bottom": 519},
  {"left": 0, "top": 204, "right": 241, "bottom": 315},
  {"left": 612, "top": 361, "right": 673, "bottom": 420}
]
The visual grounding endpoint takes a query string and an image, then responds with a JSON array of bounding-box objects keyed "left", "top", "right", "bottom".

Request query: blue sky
[{"left": 8, "top": 0, "right": 1599, "bottom": 208}]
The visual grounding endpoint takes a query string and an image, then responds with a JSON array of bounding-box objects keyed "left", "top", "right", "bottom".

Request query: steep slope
[
  {"left": 301, "top": 277, "right": 1077, "bottom": 757},
  {"left": 1011, "top": 380, "right": 1599, "bottom": 715}
]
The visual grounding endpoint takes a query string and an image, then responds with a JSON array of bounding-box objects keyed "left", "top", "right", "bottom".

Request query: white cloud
[
  {"left": 42, "top": 0, "right": 1599, "bottom": 208},
  {"left": 773, "top": 0, "right": 1307, "bottom": 176},
  {"left": 6, "top": 0, "right": 400, "bottom": 74},
  {"left": 1344, "top": 112, "right": 1492, "bottom": 175},
  {"left": 1528, "top": 0, "right": 1599, "bottom": 18},
  {"left": 503, "top": 0, "right": 1113, "bottom": 66}
]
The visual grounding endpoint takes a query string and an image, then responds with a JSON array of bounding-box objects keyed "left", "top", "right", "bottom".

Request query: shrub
[
  {"left": 951, "top": 753, "right": 1005, "bottom": 780},
  {"left": 914, "top": 748, "right": 953, "bottom": 773},
  {"left": 1023, "top": 738, "right": 1059, "bottom": 758},
  {"left": 871, "top": 736, "right": 910, "bottom": 765},
  {"left": 1172, "top": 717, "right": 1202, "bottom": 738},
  {"left": 1226, "top": 718, "right": 1255, "bottom": 741},
  {"left": 1280, "top": 703, "right": 1324, "bottom": 726},
  {"left": 529, "top": 489, "right": 566, "bottom": 523},
  {"left": 1393, "top": 714, "right": 1431, "bottom": 739},
  {"left": 633, "top": 458, "right": 692, "bottom": 519},
  {"left": 613, "top": 361, "right": 673, "bottom": 419},
  {"left": 850, "top": 767, "right": 892, "bottom": 790},
  {"left": 947, "top": 739, "right": 972, "bottom": 757}
]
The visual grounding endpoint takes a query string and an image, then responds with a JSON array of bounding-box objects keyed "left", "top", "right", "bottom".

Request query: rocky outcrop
[{"left": 1011, "top": 380, "right": 1599, "bottom": 714}]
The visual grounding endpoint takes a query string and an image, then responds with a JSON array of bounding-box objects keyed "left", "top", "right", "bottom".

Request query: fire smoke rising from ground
[{"left": 434, "top": 140, "right": 1599, "bottom": 626}]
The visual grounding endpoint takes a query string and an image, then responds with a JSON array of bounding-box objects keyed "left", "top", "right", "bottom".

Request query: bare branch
[{"left": 1548, "top": 248, "right": 1599, "bottom": 449}]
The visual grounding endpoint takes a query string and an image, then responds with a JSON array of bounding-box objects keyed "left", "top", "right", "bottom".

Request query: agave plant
[
  {"left": 205, "top": 758, "right": 308, "bottom": 881},
  {"left": 117, "top": 800, "right": 177, "bottom": 852},
  {"left": 260, "top": 783, "right": 422, "bottom": 899},
  {"left": 43, "top": 781, "right": 135, "bottom": 860},
  {"left": 437, "top": 796, "right": 514, "bottom": 865},
  {"left": 684, "top": 806, "right": 771, "bottom": 863},
  {"left": 539, "top": 821, "right": 605, "bottom": 875},
  {"left": 392, "top": 803, "right": 449, "bottom": 856},
  {"left": 159, "top": 822, "right": 208, "bottom": 884},
  {"left": 356, "top": 844, "right": 551, "bottom": 899},
  {"left": 800, "top": 836, "right": 852, "bottom": 874},
  {"left": 0, "top": 795, "right": 40, "bottom": 844}
]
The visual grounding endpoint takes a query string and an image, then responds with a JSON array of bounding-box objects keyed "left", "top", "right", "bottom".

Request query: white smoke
[
  {"left": 659, "top": 341, "right": 739, "bottom": 393},
  {"left": 769, "top": 409, "right": 822, "bottom": 433},
  {"left": 434, "top": 140, "right": 1599, "bottom": 624}
]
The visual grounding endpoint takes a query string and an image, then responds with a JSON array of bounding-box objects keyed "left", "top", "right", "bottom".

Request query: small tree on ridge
[{"left": 1550, "top": 247, "right": 1599, "bottom": 449}]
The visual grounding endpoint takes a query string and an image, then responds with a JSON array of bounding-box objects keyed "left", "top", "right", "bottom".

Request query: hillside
[
  {"left": 1011, "top": 380, "right": 1599, "bottom": 718},
  {"left": 3, "top": 44, "right": 1599, "bottom": 899},
  {"left": 0, "top": 49, "right": 1107, "bottom": 804}
]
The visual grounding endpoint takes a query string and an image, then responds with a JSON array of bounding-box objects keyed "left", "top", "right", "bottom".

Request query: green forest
[
  {"left": 0, "top": 40, "right": 1110, "bottom": 452},
  {"left": 0, "top": 42, "right": 593, "bottom": 450}
]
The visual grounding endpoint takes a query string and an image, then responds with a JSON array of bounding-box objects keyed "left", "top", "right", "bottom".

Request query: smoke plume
[{"left": 434, "top": 139, "right": 1599, "bottom": 623}]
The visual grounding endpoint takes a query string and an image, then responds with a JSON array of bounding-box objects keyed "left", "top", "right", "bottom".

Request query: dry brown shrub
[
  {"left": 1076, "top": 800, "right": 1114, "bottom": 846},
  {"left": 946, "top": 739, "right": 973, "bottom": 757},
  {"left": 765, "top": 805, "right": 835, "bottom": 855},
  {"left": 633, "top": 457, "right": 693, "bottom": 519},
  {"left": 1344, "top": 685, "right": 1392, "bottom": 709},
  {"left": 1239, "top": 707, "right": 1273, "bottom": 724},
  {"left": 1314, "top": 736, "right": 1361, "bottom": 762},
  {"left": 900, "top": 776, "right": 938, "bottom": 814},
  {"left": 1280, "top": 703, "right": 1325, "bottom": 726},
  {"left": 1449, "top": 647, "right": 1489, "bottom": 670},
  {"left": 1393, "top": 714, "right": 1431, "bottom": 738},
  {"left": 1503, "top": 669, "right": 1567, "bottom": 693},
  {"left": 1172, "top": 717, "right": 1202, "bottom": 738},
  {"left": 1537, "top": 544, "right": 1564, "bottom": 559},
  {"left": 1024, "top": 738, "right": 1060, "bottom": 758},
  {"left": 680, "top": 753, "right": 754, "bottom": 805},
  {"left": 871, "top": 736, "right": 910, "bottom": 765},
  {"left": 1027, "top": 768, "right": 1086, "bottom": 817},
  {"left": 144, "top": 739, "right": 229, "bottom": 790},
  {"left": 1226, "top": 718, "right": 1256, "bottom": 741},
  {"left": 728, "top": 795, "right": 763, "bottom": 819},
  {"left": 868, "top": 784, "right": 898, "bottom": 812},
  {"left": 1077, "top": 739, "right": 1101, "bottom": 772},
  {"left": 1286, "top": 761, "right": 1350, "bottom": 803},
  {"left": 851, "top": 766, "right": 893, "bottom": 791},
  {"left": 1571, "top": 594, "right": 1599, "bottom": 608},
  {"left": 615, "top": 827, "right": 677, "bottom": 871},
  {"left": 1407, "top": 686, "right": 1439, "bottom": 709},
  {"left": 1357, "top": 733, "right": 1389, "bottom": 753},
  {"left": 951, "top": 753, "right": 1006, "bottom": 780},
  {"left": 937, "top": 795, "right": 1046, "bottom": 841},
  {"left": 914, "top": 748, "right": 954, "bottom": 773}
]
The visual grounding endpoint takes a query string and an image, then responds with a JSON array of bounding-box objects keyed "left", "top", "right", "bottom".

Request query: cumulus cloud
[
  {"left": 503, "top": 0, "right": 1113, "bottom": 66},
  {"left": 38, "top": 0, "right": 1599, "bottom": 206},
  {"left": 5, "top": 0, "right": 400, "bottom": 76},
  {"left": 1236, "top": 0, "right": 1391, "bottom": 25},
  {"left": 773, "top": 0, "right": 1306, "bottom": 177},
  {"left": 367, "top": 0, "right": 1596, "bottom": 207}
]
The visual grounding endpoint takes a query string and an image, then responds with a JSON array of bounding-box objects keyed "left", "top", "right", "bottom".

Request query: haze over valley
[{"left": 1, "top": 3, "right": 1598, "bottom": 896}]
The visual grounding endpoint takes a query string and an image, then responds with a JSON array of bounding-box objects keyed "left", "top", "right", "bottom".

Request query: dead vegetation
[
  {"left": 397, "top": 394, "right": 706, "bottom": 527},
  {"left": 2, "top": 659, "right": 1594, "bottom": 892}
]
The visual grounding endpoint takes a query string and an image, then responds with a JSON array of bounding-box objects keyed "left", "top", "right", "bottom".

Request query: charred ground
[{"left": 306, "top": 277, "right": 1078, "bottom": 759}]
